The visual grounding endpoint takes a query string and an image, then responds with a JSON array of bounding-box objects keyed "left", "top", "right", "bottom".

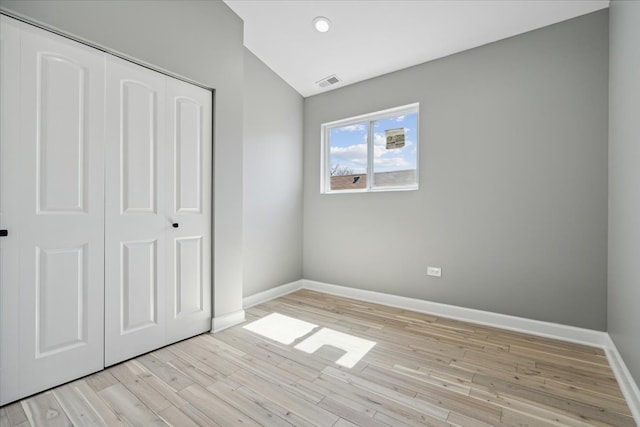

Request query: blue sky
[{"left": 329, "top": 112, "right": 418, "bottom": 174}]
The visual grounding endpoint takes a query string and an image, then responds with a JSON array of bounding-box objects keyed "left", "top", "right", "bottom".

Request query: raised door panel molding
[
  {"left": 121, "top": 80, "right": 159, "bottom": 214},
  {"left": 36, "top": 53, "right": 87, "bottom": 214},
  {"left": 35, "top": 245, "right": 88, "bottom": 357},
  {"left": 174, "top": 236, "right": 204, "bottom": 318},
  {"left": 121, "top": 240, "right": 158, "bottom": 333},
  {"left": 174, "top": 97, "right": 203, "bottom": 213}
]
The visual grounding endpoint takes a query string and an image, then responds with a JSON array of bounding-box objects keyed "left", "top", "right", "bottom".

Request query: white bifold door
[
  {"left": 104, "top": 56, "right": 212, "bottom": 366},
  {"left": 0, "top": 17, "right": 106, "bottom": 403},
  {"left": 0, "top": 16, "right": 212, "bottom": 404}
]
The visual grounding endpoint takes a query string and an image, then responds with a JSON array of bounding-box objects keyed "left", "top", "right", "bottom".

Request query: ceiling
[{"left": 224, "top": 0, "right": 608, "bottom": 98}]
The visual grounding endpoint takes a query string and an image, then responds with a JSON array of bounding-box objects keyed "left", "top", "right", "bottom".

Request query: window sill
[{"left": 322, "top": 185, "right": 418, "bottom": 195}]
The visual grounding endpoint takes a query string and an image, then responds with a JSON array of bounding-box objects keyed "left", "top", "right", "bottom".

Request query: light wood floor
[{"left": 0, "top": 290, "right": 635, "bottom": 426}]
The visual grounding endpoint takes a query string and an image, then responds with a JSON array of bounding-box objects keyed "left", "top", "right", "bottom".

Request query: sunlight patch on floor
[
  {"left": 295, "top": 327, "right": 376, "bottom": 368},
  {"left": 243, "top": 313, "right": 376, "bottom": 368},
  {"left": 242, "top": 312, "right": 317, "bottom": 345}
]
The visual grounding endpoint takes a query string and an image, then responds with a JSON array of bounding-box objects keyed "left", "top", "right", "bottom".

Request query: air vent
[{"left": 316, "top": 74, "right": 341, "bottom": 88}]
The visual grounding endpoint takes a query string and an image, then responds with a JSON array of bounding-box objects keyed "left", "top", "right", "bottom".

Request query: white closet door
[
  {"left": 0, "top": 15, "right": 22, "bottom": 406},
  {"left": 105, "top": 56, "right": 168, "bottom": 366},
  {"left": 165, "top": 79, "right": 212, "bottom": 343},
  {"left": 0, "top": 19, "right": 105, "bottom": 404}
]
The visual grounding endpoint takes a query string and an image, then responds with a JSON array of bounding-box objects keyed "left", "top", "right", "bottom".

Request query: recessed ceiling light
[{"left": 313, "top": 16, "right": 331, "bottom": 33}]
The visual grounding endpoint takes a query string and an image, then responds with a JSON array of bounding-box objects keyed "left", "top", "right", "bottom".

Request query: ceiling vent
[{"left": 316, "top": 74, "right": 341, "bottom": 88}]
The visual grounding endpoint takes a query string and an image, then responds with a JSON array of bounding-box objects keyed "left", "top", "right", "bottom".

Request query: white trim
[
  {"left": 604, "top": 335, "right": 640, "bottom": 423},
  {"left": 211, "top": 309, "right": 245, "bottom": 333},
  {"left": 243, "top": 280, "right": 304, "bottom": 309},
  {"left": 243, "top": 279, "right": 639, "bottom": 424},
  {"left": 322, "top": 103, "right": 420, "bottom": 128},
  {"left": 302, "top": 279, "right": 607, "bottom": 347}
]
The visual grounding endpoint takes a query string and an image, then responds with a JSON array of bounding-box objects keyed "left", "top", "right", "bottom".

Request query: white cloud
[
  {"left": 337, "top": 123, "right": 366, "bottom": 132},
  {"left": 330, "top": 143, "right": 367, "bottom": 157},
  {"left": 395, "top": 115, "right": 406, "bottom": 122},
  {"left": 330, "top": 143, "right": 367, "bottom": 171},
  {"left": 331, "top": 135, "right": 416, "bottom": 174}
]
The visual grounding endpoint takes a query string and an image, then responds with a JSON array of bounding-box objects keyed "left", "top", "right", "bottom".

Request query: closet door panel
[
  {"left": 0, "top": 15, "right": 22, "bottom": 406},
  {"left": 174, "top": 97, "right": 203, "bottom": 213},
  {"left": 35, "top": 245, "right": 88, "bottom": 354},
  {"left": 37, "top": 54, "right": 88, "bottom": 213},
  {"left": 175, "top": 236, "right": 203, "bottom": 315},
  {"left": 105, "top": 56, "right": 167, "bottom": 366},
  {"left": 12, "top": 21, "right": 105, "bottom": 402},
  {"left": 121, "top": 80, "right": 158, "bottom": 213},
  {"left": 165, "top": 79, "right": 212, "bottom": 343},
  {"left": 121, "top": 239, "right": 159, "bottom": 332}
]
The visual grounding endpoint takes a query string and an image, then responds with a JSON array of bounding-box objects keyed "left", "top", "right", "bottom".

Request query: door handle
[
  {"left": 0, "top": 230, "right": 7, "bottom": 237},
  {"left": 172, "top": 223, "right": 179, "bottom": 228}
]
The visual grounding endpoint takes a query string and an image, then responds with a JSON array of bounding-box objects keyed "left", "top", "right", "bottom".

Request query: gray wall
[
  {"left": 608, "top": 0, "right": 640, "bottom": 384},
  {"left": 303, "top": 11, "right": 609, "bottom": 330},
  {"left": 243, "top": 49, "right": 303, "bottom": 297},
  {"left": 0, "top": 0, "right": 245, "bottom": 319}
]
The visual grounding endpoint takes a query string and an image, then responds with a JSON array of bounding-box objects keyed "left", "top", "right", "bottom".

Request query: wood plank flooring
[{"left": 0, "top": 290, "right": 635, "bottom": 426}]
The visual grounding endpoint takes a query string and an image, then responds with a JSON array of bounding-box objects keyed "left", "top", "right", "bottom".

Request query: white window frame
[{"left": 321, "top": 103, "right": 419, "bottom": 194}]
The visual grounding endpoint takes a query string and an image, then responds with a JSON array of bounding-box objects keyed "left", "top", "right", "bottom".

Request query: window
[{"left": 321, "top": 103, "right": 419, "bottom": 193}]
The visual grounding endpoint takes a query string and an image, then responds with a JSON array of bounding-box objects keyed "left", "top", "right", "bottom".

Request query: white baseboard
[
  {"left": 604, "top": 335, "right": 640, "bottom": 423},
  {"left": 302, "top": 279, "right": 607, "bottom": 348},
  {"left": 243, "top": 280, "right": 303, "bottom": 309},
  {"left": 211, "top": 309, "right": 245, "bottom": 333},
  {"left": 243, "top": 278, "right": 639, "bottom": 424}
]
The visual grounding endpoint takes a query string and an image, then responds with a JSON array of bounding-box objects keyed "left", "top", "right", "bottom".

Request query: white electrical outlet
[{"left": 427, "top": 266, "right": 442, "bottom": 277}]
